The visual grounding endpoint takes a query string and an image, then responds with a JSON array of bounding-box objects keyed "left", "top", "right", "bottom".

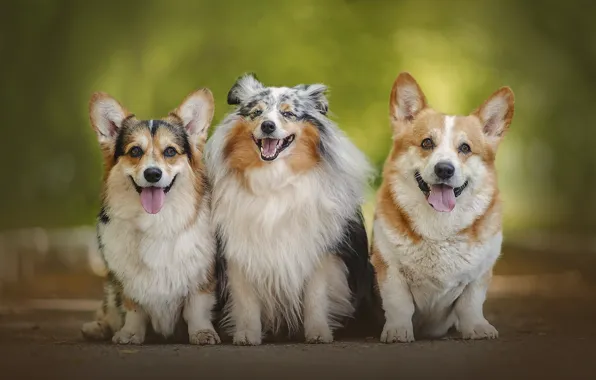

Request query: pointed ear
[
  {"left": 389, "top": 72, "right": 428, "bottom": 124},
  {"left": 174, "top": 88, "right": 215, "bottom": 143},
  {"left": 295, "top": 84, "right": 329, "bottom": 115},
  {"left": 227, "top": 73, "right": 265, "bottom": 105},
  {"left": 472, "top": 86, "right": 515, "bottom": 145},
  {"left": 89, "top": 92, "right": 129, "bottom": 144}
]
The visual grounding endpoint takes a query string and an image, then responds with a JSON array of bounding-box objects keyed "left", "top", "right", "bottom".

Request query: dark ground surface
[
  {"left": 1, "top": 296, "right": 596, "bottom": 380},
  {"left": 2, "top": 246, "right": 596, "bottom": 379}
]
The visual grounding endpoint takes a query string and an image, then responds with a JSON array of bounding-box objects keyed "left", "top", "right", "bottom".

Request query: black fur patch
[
  {"left": 95, "top": 222, "right": 108, "bottom": 270},
  {"left": 149, "top": 120, "right": 193, "bottom": 163},
  {"left": 333, "top": 209, "right": 374, "bottom": 312},
  {"left": 98, "top": 206, "right": 110, "bottom": 224},
  {"left": 113, "top": 119, "right": 193, "bottom": 163},
  {"left": 214, "top": 227, "right": 229, "bottom": 312},
  {"left": 237, "top": 99, "right": 261, "bottom": 117},
  {"left": 227, "top": 72, "right": 261, "bottom": 105},
  {"left": 113, "top": 127, "right": 128, "bottom": 162},
  {"left": 102, "top": 272, "right": 125, "bottom": 320},
  {"left": 301, "top": 114, "right": 331, "bottom": 160},
  {"left": 149, "top": 119, "right": 158, "bottom": 136}
]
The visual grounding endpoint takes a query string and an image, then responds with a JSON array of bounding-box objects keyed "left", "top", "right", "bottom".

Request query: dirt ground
[
  {"left": 1, "top": 296, "right": 596, "bottom": 380},
  {"left": 2, "top": 246, "right": 596, "bottom": 379}
]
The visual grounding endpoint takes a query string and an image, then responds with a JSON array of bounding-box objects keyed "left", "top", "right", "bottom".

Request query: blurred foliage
[{"left": 1, "top": 0, "right": 595, "bottom": 234}]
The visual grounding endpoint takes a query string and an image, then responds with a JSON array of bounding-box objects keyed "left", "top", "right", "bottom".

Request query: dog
[
  {"left": 371, "top": 72, "right": 514, "bottom": 342},
  {"left": 80, "top": 88, "right": 220, "bottom": 345},
  {"left": 205, "top": 73, "right": 373, "bottom": 345}
]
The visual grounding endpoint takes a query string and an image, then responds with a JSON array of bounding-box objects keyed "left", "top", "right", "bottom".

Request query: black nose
[
  {"left": 434, "top": 161, "right": 455, "bottom": 180},
  {"left": 261, "top": 120, "right": 276, "bottom": 134},
  {"left": 144, "top": 167, "right": 162, "bottom": 183}
]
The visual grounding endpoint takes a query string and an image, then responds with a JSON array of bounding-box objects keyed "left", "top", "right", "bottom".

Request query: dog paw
[
  {"left": 112, "top": 329, "right": 145, "bottom": 345},
  {"left": 305, "top": 328, "right": 333, "bottom": 344},
  {"left": 380, "top": 323, "right": 415, "bottom": 343},
  {"left": 460, "top": 321, "right": 498, "bottom": 340},
  {"left": 189, "top": 329, "right": 221, "bottom": 345},
  {"left": 81, "top": 321, "right": 111, "bottom": 341},
  {"left": 233, "top": 330, "right": 262, "bottom": 346}
]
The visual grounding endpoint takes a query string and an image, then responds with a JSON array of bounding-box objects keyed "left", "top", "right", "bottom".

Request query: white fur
[
  {"left": 176, "top": 91, "right": 214, "bottom": 138},
  {"left": 100, "top": 168, "right": 216, "bottom": 341},
  {"left": 205, "top": 104, "right": 372, "bottom": 344},
  {"left": 376, "top": 114, "right": 501, "bottom": 342},
  {"left": 81, "top": 282, "right": 124, "bottom": 340},
  {"left": 85, "top": 91, "right": 218, "bottom": 345},
  {"left": 91, "top": 96, "right": 127, "bottom": 144},
  {"left": 392, "top": 83, "right": 425, "bottom": 124}
]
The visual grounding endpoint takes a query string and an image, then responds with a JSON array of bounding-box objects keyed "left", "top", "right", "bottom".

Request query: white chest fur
[
  {"left": 212, "top": 165, "right": 348, "bottom": 324},
  {"left": 374, "top": 216, "right": 501, "bottom": 318},
  {"left": 99, "top": 206, "right": 214, "bottom": 336}
]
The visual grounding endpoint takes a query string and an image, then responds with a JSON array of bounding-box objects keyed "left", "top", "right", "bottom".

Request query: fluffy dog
[
  {"left": 205, "top": 74, "right": 373, "bottom": 345},
  {"left": 371, "top": 72, "right": 514, "bottom": 342},
  {"left": 81, "top": 89, "right": 220, "bottom": 345}
]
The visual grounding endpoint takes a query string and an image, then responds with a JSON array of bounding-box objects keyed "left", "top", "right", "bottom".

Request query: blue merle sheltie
[
  {"left": 205, "top": 74, "right": 374, "bottom": 345},
  {"left": 80, "top": 89, "right": 220, "bottom": 345}
]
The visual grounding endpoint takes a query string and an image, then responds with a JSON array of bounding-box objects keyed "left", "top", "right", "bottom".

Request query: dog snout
[
  {"left": 144, "top": 167, "right": 162, "bottom": 183},
  {"left": 434, "top": 161, "right": 455, "bottom": 180},
  {"left": 260, "top": 120, "right": 276, "bottom": 134}
]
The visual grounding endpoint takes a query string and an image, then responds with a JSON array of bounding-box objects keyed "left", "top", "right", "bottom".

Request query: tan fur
[
  {"left": 452, "top": 116, "right": 496, "bottom": 164},
  {"left": 460, "top": 191, "right": 502, "bottom": 244},
  {"left": 373, "top": 72, "right": 514, "bottom": 343},
  {"left": 288, "top": 121, "right": 321, "bottom": 173},
  {"left": 82, "top": 89, "right": 219, "bottom": 345},
  {"left": 224, "top": 120, "right": 266, "bottom": 173},
  {"left": 370, "top": 242, "right": 388, "bottom": 285},
  {"left": 375, "top": 182, "right": 421, "bottom": 244},
  {"left": 223, "top": 119, "right": 321, "bottom": 185},
  {"left": 123, "top": 297, "right": 139, "bottom": 312}
]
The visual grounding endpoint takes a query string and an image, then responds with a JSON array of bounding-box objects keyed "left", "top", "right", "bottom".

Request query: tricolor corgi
[
  {"left": 80, "top": 89, "right": 220, "bottom": 345},
  {"left": 371, "top": 72, "right": 514, "bottom": 342},
  {"left": 205, "top": 74, "right": 373, "bottom": 345}
]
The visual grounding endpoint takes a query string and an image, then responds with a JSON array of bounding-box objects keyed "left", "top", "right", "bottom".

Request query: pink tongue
[
  {"left": 140, "top": 187, "right": 166, "bottom": 214},
  {"left": 261, "top": 138, "right": 278, "bottom": 157},
  {"left": 427, "top": 184, "right": 456, "bottom": 212}
]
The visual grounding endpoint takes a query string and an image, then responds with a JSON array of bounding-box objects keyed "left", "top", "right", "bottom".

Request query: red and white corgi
[
  {"left": 371, "top": 72, "right": 514, "bottom": 342},
  {"left": 81, "top": 89, "right": 220, "bottom": 345}
]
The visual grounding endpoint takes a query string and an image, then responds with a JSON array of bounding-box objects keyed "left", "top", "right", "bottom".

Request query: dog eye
[
  {"left": 250, "top": 109, "right": 262, "bottom": 118},
  {"left": 281, "top": 111, "right": 295, "bottom": 119},
  {"left": 421, "top": 138, "right": 434, "bottom": 150},
  {"left": 458, "top": 143, "right": 471, "bottom": 154},
  {"left": 129, "top": 147, "right": 143, "bottom": 158},
  {"left": 163, "top": 147, "right": 177, "bottom": 158}
]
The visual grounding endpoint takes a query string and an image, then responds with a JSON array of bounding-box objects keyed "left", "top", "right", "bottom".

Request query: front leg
[
  {"left": 184, "top": 285, "right": 221, "bottom": 345},
  {"left": 455, "top": 270, "right": 498, "bottom": 340},
  {"left": 372, "top": 244, "right": 415, "bottom": 343},
  {"left": 81, "top": 277, "right": 124, "bottom": 341},
  {"left": 112, "top": 298, "right": 148, "bottom": 345},
  {"left": 228, "top": 261, "right": 262, "bottom": 346},
  {"left": 303, "top": 255, "right": 337, "bottom": 344}
]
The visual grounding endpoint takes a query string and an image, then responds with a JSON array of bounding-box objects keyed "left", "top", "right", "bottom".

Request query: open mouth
[
  {"left": 252, "top": 135, "right": 295, "bottom": 161},
  {"left": 130, "top": 176, "right": 177, "bottom": 215},
  {"left": 414, "top": 171, "right": 468, "bottom": 213}
]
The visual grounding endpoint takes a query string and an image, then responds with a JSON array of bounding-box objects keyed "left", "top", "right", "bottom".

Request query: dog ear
[
  {"left": 174, "top": 88, "right": 215, "bottom": 145},
  {"left": 389, "top": 72, "right": 428, "bottom": 125},
  {"left": 295, "top": 84, "right": 329, "bottom": 115},
  {"left": 227, "top": 73, "right": 265, "bottom": 106},
  {"left": 89, "top": 92, "right": 129, "bottom": 144},
  {"left": 471, "top": 86, "right": 515, "bottom": 146}
]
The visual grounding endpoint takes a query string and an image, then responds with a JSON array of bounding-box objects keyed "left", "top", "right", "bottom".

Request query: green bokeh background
[{"left": 2, "top": 0, "right": 595, "bottom": 236}]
